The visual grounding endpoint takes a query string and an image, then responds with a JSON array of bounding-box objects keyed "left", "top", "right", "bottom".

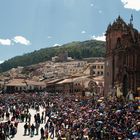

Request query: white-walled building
[
  {"left": 43, "top": 61, "right": 88, "bottom": 78},
  {"left": 91, "top": 61, "right": 104, "bottom": 76},
  {"left": 5, "top": 79, "right": 46, "bottom": 92}
]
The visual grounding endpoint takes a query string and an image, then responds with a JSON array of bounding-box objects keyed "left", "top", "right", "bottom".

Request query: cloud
[
  {"left": 0, "top": 39, "right": 12, "bottom": 46},
  {"left": 90, "top": 3, "right": 94, "bottom": 7},
  {"left": 13, "top": 36, "right": 31, "bottom": 45},
  {"left": 53, "top": 44, "right": 61, "bottom": 47},
  {"left": 0, "top": 60, "right": 4, "bottom": 64},
  {"left": 98, "top": 10, "right": 102, "bottom": 14},
  {"left": 81, "top": 30, "right": 86, "bottom": 34},
  {"left": 121, "top": 0, "right": 140, "bottom": 11},
  {"left": 47, "top": 36, "right": 52, "bottom": 39},
  {"left": 91, "top": 33, "right": 106, "bottom": 41},
  {"left": 0, "top": 36, "right": 31, "bottom": 46}
]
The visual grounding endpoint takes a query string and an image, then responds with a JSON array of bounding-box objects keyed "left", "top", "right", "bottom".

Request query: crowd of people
[{"left": 0, "top": 91, "right": 139, "bottom": 140}]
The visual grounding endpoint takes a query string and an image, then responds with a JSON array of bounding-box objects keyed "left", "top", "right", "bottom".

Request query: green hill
[{"left": 0, "top": 40, "right": 105, "bottom": 72}]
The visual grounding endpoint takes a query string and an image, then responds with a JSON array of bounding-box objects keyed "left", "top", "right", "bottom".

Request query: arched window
[{"left": 116, "top": 37, "right": 122, "bottom": 49}]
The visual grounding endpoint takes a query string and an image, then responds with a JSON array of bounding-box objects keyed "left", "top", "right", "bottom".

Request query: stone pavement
[{"left": 10, "top": 108, "right": 57, "bottom": 140}]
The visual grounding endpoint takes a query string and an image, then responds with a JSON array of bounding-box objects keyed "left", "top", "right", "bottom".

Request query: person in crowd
[
  {"left": 24, "top": 123, "right": 28, "bottom": 135},
  {"left": 35, "top": 122, "right": 40, "bottom": 135},
  {"left": 40, "top": 127, "right": 45, "bottom": 140},
  {"left": 30, "top": 123, "right": 35, "bottom": 137},
  {"left": 10, "top": 125, "right": 17, "bottom": 138},
  {"left": 50, "top": 124, "right": 55, "bottom": 139},
  {"left": 0, "top": 91, "right": 139, "bottom": 139},
  {"left": 44, "top": 128, "right": 48, "bottom": 140},
  {"left": 27, "top": 123, "right": 31, "bottom": 135}
]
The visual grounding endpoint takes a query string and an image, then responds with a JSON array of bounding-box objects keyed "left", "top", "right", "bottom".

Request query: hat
[{"left": 137, "top": 122, "right": 140, "bottom": 125}]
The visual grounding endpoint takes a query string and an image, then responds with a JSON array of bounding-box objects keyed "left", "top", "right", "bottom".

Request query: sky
[{"left": 0, "top": 0, "right": 140, "bottom": 63}]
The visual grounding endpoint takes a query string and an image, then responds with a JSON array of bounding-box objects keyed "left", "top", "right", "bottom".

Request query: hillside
[{"left": 0, "top": 40, "right": 105, "bottom": 72}]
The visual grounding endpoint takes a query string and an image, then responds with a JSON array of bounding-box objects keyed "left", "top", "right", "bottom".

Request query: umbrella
[
  {"left": 80, "top": 106, "right": 86, "bottom": 110},
  {"left": 83, "top": 128, "right": 88, "bottom": 133},
  {"left": 93, "top": 109, "right": 97, "bottom": 112},
  {"left": 100, "top": 97, "right": 104, "bottom": 100},
  {"left": 115, "top": 110, "right": 121, "bottom": 114},
  {"left": 97, "top": 99, "right": 102, "bottom": 103},
  {"left": 63, "top": 112, "right": 67, "bottom": 115},
  {"left": 137, "top": 122, "right": 140, "bottom": 125},
  {"left": 79, "top": 118, "right": 83, "bottom": 121},
  {"left": 88, "top": 109, "right": 92, "bottom": 113},
  {"left": 100, "top": 113, "right": 103, "bottom": 116},
  {"left": 96, "top": 121, "right": 103, "bottom": 124}
]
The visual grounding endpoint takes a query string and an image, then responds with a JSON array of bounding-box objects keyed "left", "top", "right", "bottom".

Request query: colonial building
[
  {"left": 105, "top": 16, "right": 140, "bottom": 96},
  {"left": 4, "top": 79, "right": 46, "bottom": 93},
  {"left": 91, "top": 61, "right": 104, "bottom": 76},
  {"left": 52, "top": 51, "right": 73, "bottom": 62}
]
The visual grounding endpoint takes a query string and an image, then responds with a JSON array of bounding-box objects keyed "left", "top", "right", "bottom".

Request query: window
[
  {"left": 93, "top": 65, "right": 96, "bottom": 69},
  {"left": 92, "top": 71, "right": 95, "bottom": 74}
]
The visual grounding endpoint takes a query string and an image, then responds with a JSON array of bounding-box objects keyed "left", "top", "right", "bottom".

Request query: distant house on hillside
[
  {"left": 83, "top": 57, "right": 105, "bottom": 63},
  {"left": 52, "top": 51, "right": 73, "bottom": 62}
]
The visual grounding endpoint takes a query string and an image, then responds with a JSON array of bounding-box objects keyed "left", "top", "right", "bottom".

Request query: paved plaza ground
[
  {"left": 3, "top": 108, "right": 57, "bottom": 140},
  {"left": 1, "top": 93, "right": 140, "bottom": 139}
]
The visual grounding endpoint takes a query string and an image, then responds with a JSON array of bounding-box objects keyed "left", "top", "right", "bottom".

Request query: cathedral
[{"left": 105, "top": 16, "right": 140, "bottom": 97}]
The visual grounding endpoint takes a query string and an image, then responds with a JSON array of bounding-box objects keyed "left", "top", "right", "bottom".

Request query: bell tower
[{"left": 104, "top": 16, "right": 140, "bottom": 96}]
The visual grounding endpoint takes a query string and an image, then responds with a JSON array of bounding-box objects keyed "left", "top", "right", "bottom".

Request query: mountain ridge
[{"left": 0, "top": 40, "right": 106, "bottom": 73}]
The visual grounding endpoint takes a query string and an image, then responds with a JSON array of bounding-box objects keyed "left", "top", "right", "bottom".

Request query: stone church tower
[{"left": 105, "top": 16, "right": 140, "bottom": 97}]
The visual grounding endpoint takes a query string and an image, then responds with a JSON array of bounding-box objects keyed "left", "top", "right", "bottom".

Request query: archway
[{"left": 122, "top": 74, "right": 128, "bottom": 97}]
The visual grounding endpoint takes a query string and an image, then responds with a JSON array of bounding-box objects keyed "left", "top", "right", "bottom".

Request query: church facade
[{"left": 105, "top": 16, "right": 140, "bottom": 97}]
